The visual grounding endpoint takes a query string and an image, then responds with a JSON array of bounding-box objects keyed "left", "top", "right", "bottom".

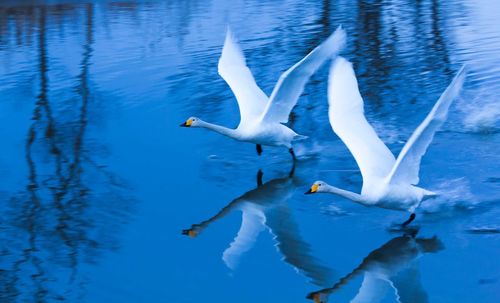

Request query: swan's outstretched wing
[
  {"left": 218, "top": 29, "right": 269, "bottom": 127},
  {"left": 260, "top": 26, "right": 346, "bottom": 124},
  {"left": 387, "top": 66, "right": 466, "bottom": 185},
  {"left": 328, "top": 57, "right": 395, "bottom": 183}
]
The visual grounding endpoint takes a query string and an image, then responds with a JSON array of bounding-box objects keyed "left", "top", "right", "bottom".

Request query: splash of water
[
  {"left": 460, "top": 91, "right": 500, "bottom": 133},
  {"left": 420, "top": 178, "right": 478, "bottom": 213}
]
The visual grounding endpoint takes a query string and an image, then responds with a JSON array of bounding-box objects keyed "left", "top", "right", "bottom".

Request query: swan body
[
  {"left": 181, "top": 26, "right": 346, "bottom": 156},
  {"left": 307, "top": 57, "right": 466, "bottom": 220},
  {"left": 316, "top": 182, "right": 431, "bottom": 212},
  {"left": 187, "top": 118, "right": 302, "bottom": 148}
]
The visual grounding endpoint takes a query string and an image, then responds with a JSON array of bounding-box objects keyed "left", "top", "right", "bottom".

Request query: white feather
[
  {"left": 261, "top": 26, "right": 346, "bottom": 124},
  {"left": 218, "top": 29, "right": 269, "bottom": 127},
  {"left": 387, "top": 65, "right": 467, "bottom": 185},
  {"left": 328, "top": 57, "right": 395, "bottom": 184}
]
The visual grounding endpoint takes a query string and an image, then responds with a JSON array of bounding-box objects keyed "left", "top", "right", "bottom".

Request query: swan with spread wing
[
  {"left": 306, "top": 57, "right": 466, "bottom": 226},
  {"left": 180, "top": 26, "right": 346, "bottom": 161}
]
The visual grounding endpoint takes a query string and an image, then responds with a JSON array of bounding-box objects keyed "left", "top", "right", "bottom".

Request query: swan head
[
  {"left": 305, "top": 181, "right": 328, "bottom": 194},
  {"left": 180, "top": 116, "right": 202, "bottom": 127}
]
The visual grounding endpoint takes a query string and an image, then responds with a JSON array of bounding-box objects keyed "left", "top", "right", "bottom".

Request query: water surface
[{"left": 0, "top": 1, "right": 499, "bottom": 302}]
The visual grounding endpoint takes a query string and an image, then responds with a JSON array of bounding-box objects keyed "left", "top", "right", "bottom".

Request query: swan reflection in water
[
  {"left": 182, "top": 168, "right": 333, "bottom": 286},
  {"left": 307, "top": 230, "right": 444, "bottom": 303}
]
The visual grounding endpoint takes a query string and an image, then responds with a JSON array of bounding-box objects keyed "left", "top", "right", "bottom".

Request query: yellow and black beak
[
  {"left": 180, "top": 119, "right": 193, "bottom": 127},
  {"left": 305, "top": 184, "right": 319, "bottom": 195}
]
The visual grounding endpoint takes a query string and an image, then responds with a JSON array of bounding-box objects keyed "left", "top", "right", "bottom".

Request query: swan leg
[
  {"left": 289, "top": 148, "right": 297, "bottom": 162},
  {"left": 289, "top": 161, "right": 296, "bottom": 178},
  {"left": 257, "top": 169, "right": 263, "bottom": 187},
  {"left": 256, "top": 144, "right": 263, "bottom": 156},
  {"left": 401, "top": 213, "right": 416, "bottom": 227}
]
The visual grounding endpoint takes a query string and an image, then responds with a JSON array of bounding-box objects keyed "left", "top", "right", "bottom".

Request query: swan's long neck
[
  {"left": 199, "top": 121, "right": 239, "bottom": 139},
  {"left": 324, "top": 185, "right": 367, "bottom": 205}
]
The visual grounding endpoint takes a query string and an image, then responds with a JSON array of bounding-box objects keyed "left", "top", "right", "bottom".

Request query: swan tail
[
  {"left": 423, "top": 189, "right": 438, "bottom": 200},
  {"left": 293, "top": 134, "right": 309, "bottom": 142}
]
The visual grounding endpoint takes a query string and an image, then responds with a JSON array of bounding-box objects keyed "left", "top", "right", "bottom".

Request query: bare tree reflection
[
  {"left": 429, "top": 0, "right": 451, "bottom": 75},
  {"left": 353, "top": 0, "right": 388, "bottom": 110},
  {"left": 0, "top": 5, "right": 134, "bottom": 302}
]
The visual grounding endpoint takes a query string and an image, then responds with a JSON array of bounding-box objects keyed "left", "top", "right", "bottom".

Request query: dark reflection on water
[
  {"left": 307, "top": 230, "right": 444, "bottom": 303},
  {"left": 183, "top": 169, "right": 333, "bottom": 286},
  {"left": 0, "top": 0, "right": 499, "bottom": 302}
]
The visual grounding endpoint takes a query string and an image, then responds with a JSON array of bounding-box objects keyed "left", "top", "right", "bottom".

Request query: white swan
[
  {"left": 180, "top": 26, "right": 346, "bottom": 160},
  {"left": 306, "top": 57, "right": 466, "bottom": 226}
]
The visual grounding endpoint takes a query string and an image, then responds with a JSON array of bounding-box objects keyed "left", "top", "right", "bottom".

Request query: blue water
[{"left": 0, "top": 1, "right": 499, "bottom": 302}]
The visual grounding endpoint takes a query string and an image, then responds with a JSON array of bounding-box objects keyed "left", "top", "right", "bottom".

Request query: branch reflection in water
[{"left": 0, "top": 5, "right": 135, "bottom": 302}]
